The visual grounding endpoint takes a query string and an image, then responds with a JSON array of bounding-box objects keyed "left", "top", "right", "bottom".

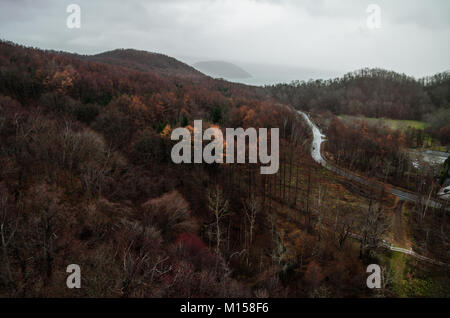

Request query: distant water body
[{"left": 190, "top": 60, "right": 340, "bottom": 86}]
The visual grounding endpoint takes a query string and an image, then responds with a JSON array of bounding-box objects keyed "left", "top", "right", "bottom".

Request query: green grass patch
[
  {"left": 338, "top": 115, "right": 427, "bottom": 131},
  {"left": 378, "top": 251, "right": 450, "bottom": 297}
]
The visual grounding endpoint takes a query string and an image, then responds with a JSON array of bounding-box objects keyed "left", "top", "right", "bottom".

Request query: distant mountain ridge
[{"left": 193, "top": 61, "right": 252, "bottom": 79}]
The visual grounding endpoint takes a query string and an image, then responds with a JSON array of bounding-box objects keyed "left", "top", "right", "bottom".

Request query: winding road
[
  {"left": 297, "top": 110, "right": 450, "bottom": 211},
  {"left": 297, "top": 110, "right": 449, "bottom": 266}
]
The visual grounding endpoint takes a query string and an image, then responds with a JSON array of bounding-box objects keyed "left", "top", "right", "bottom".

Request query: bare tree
[
  {"left": 415, "top": 181, "right": 435, "bottom": 223},
  {"left": 305, "top": 167, "right": 313, "bottom": 232},
  {"left": 207, "top": 186, "right": 229, "bottom": 254},
  {"left": 119, "top": 221, "right": 170, "bottom": 297},
  {"left": 337, "top": 218, "right": 353, "bottom": 249},
  {"left": 243, "top": 194, "right": 260, "bottom": 249},
  {"left": 360, "top": 195, "right": 389, "bottom": 258},
  {"left": 0, "top": 193, "right": 17, "bottom": 285},
  {"left": 315, "top": 184, "right": 327, "bottom": 240}
]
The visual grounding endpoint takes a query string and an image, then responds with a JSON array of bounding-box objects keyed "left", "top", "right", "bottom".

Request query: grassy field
[
  {"left": 338, "top": 115, "right": 427, "bottom": 131},
  {"left": 378, "top": 251, "right": 450, "bottom": 297},
  {"left": 338, "top": 115, "right": 448, "bottom": 151}
]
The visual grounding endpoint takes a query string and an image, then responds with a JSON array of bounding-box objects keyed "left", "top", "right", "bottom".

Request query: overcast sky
[{"left": 0, "top": 0, "right": 449, "bottom": 78}]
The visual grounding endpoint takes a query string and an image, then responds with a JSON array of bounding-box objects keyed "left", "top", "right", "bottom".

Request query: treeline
[
  {"left": 424, "top": 108, "right": 450, "bottom": 148},
  {"left": 422, "top": 71, "right": 450, "bottom": 109},
  {"left": 270, "top": 68, "right": 447, "bottom": 115}
]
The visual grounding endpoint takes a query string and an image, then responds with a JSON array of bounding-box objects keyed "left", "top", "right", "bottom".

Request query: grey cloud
[{"left": 0, "top": 0, "right": 448, "bottom": 79}]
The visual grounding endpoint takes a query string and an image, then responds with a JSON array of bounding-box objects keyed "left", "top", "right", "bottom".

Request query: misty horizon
[
  {"left": 2, "top": 38, "right": 447, "bottom": 87},
  {"left": 1, "top": 0, "right": 449, "bottom": 83}
]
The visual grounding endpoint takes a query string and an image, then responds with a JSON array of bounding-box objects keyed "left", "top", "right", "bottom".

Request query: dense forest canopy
[
  {"left": 0, "top": 40, "right": 448, "bottom": 298},
  {"left": 268, "top": 68, "right": 450, "bottom": 119},
  {"left": 268, "top": 68, "right": 450, "bottom": 147},
  {"left": 0, "top": 40, "right": 318, "bottom": 297},
  {"left": 79, "top": 48, "right": 206, "bottom": 80}
]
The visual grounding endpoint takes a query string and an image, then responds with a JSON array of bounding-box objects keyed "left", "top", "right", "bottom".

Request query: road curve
[
  {"left": 297, "top": 110, "right": 450, "bottom": 211},
  {"left": 297, "top": 110, "right": 449, "bottom": 264}
]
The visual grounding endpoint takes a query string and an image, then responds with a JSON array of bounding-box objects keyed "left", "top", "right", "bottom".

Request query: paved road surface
[{"left": 298, "top": 110, "right": 450, "bottom": 211}]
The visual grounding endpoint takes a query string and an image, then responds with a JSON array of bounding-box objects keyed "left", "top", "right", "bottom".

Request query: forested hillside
[
  {"left": 0, "top": 41, "right": 448, "bottom": 298},
  {"left": 80, "top": 49, "right": 205, "bottom": 80},
  {"left": 268, "top": 68, "right": 450, "bottom": 120},
  {"left": 0, "top": 40, "right": 316, "bottom": 297},
  {"left": 268, "top": 68, "right": 450, "bottom": 148}
]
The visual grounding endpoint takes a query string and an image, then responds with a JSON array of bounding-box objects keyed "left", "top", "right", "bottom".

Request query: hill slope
[{"left": 83, "top": 48, "right": 206, "bottom": 79}]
